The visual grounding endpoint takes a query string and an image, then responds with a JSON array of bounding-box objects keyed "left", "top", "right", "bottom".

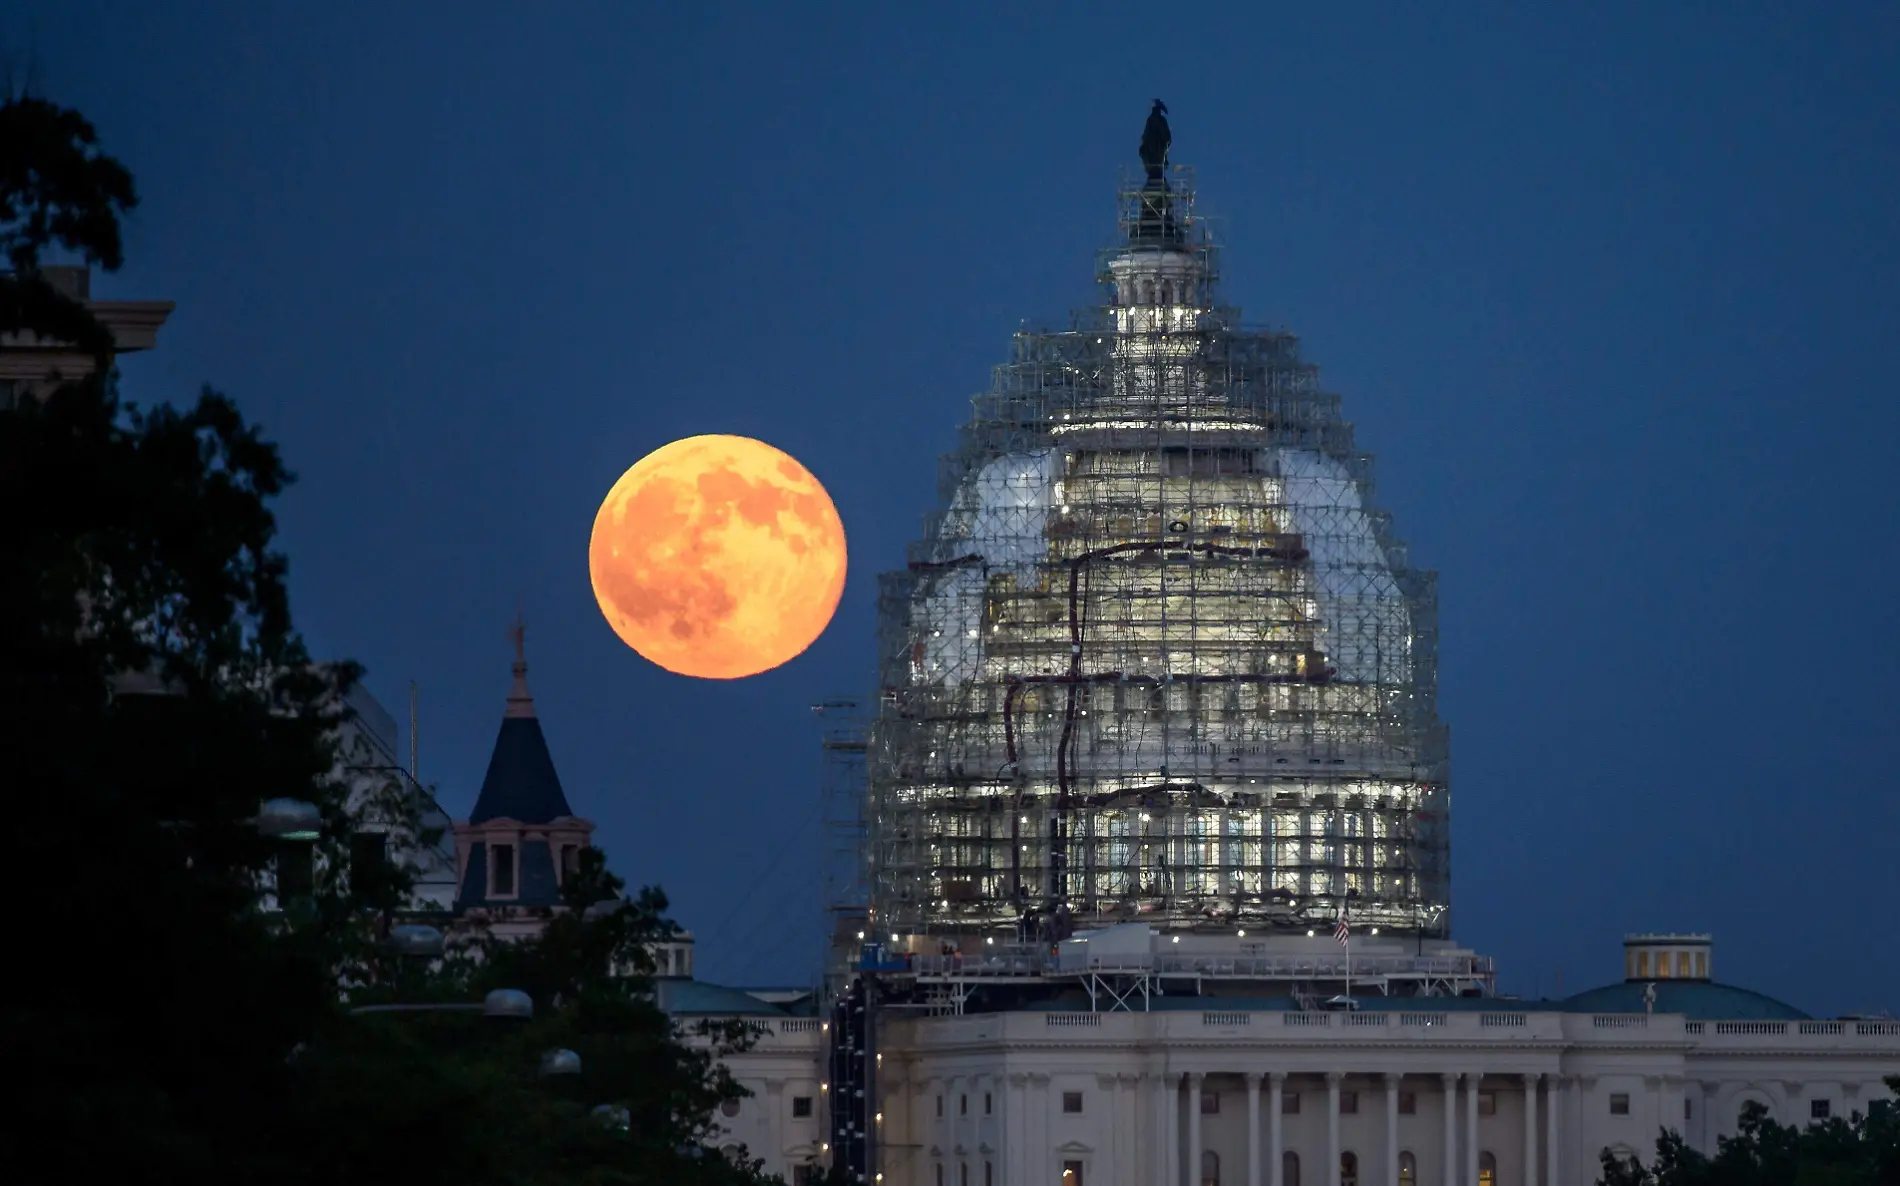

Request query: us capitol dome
[{"left": 869, "top": 120, "right": 1448, "bottom": 945}]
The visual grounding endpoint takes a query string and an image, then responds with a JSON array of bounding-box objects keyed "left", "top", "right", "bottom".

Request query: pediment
[{"left": 1057, "top": 1140, "right": 1094, "bottom": 1154}]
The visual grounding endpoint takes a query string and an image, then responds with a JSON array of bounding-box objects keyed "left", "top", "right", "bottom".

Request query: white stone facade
[
  {"left": 872, "top": 1010, "right": 1900, "bottom": 1186},
  {"left": 701, "top": 1004, "right": 1899, "bottom": 1186}
]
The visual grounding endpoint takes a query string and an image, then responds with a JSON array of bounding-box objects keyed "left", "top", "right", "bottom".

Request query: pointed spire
[
  {"left": 505, "top": 609, "right": 534, "bottom": 719},
  {"left": 469, "top": 609, "right": 575, "bottom": 825}
]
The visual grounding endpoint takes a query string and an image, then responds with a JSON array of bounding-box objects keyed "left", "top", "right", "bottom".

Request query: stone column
[
  {"left": 1007, "top": 1072, "right": 1028, "bottom": 1186},
  {"left": 1269, "top": 1073, "right": 1286, "bottom": 1186},
  {"left": 1440, "top": 1074, "right": 1458, "bottom": 1186},
  {"left": 1189, "top": 1073, "right": 1205, "bottom": 1186},
  {"left": 1166, "top": 1072, "right": 1182, "bottom": 1186},
  {"left": 1545, "top": 1075, "right": 1562, "bottom": 1186},
  {"left": 1465, "top": 1074, "right": 1479, "bottom": 1186},
  {"left": 1521, "top": 1074, "right": 1538, "bottom": 1186},
  {"left": 1153, "top": 1072, "right": 1172, "bottom": 1186},
  {"left": 1383, "top": 1074, "right": 1400, "bottom": 1186},
  {"left": 765, "top": 1078, "right": 786, "bottom": 1175},
  {"left": 1248, "top": 1073, "right": 1263, "bottom": 1186},
  {"left": 1032, "top": 1072, "right": 1053, "bottom": 1186},
  {"left": 1327, "top": 1072, "right": 1343, "bottom": 1186}
]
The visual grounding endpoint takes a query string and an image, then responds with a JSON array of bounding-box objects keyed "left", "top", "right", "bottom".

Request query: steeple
[
  {"left": 453, "top": 614, "right": 593, "bottom": 924},
  {"left": 467, "top": 615, "right": 574, "bottom": 825}
]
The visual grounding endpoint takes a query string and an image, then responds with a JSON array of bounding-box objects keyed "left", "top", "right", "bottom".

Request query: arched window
[
  {"left": 1282, "top": 1151, "right": 1301, "bottom": 1186},
  {"left": 1201, "top": 1150, "right": 1220, "bottom": 1186},
  {"left": 1398, "top": 1152, "right": 1417, "bottom": 1185},
  {"left": 1478, "top": 1151, "right": 1497, "bottom": 1186},
  {"left": 1340, "top": 1151, "right": 1359, "bottom": 1186}
]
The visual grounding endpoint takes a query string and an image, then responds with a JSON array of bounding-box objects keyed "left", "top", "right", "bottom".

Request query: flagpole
[{"left": 1345, "top": 903, "right": 1352, "bottom": 1001}]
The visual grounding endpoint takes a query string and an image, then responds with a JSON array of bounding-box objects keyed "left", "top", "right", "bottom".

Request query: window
[
  {"left": 1685, "top": 1098, "right": 1693, "bottom": 1120},
  {"left": 1063, "top": 1091, "right": 1084, "bottom": 1114},
  {"left": 936, "top": 1095, "right": 944, "bottom": 1118},
  {"left": 491, "top": 843, "right": 516, "bottom": 895},
  {"left": 960, "top": 1093, "right": 968, "bottom": 1115},
  {"left": 1282, "top": 1091, "right": 1302, "bottom": 1115},
  {"left": 1340, "top": 1090, "right": 1359, "bottom": 1115},
  {"left": 1340, "top": 1152, "right": 1359, "bottom": 1186},
  {"left": 985, "top": 1164, "right": 993, "bottom": 1186},
  {"left": 1677, "top": 951, "right": 1691, "bottom": 977},
  {"left": 1062, "top": 1161, "right": 1084, "bottom": 1186},
  {"left": 936, "top": 1166, "right": 944, "bottom": 1186},
  {"left": 1398, "top": 1091, "right": 1417, "bottom": 1115},
  {"left": 1478, "top": 1091, "right": 1496, "bottom": 1116},
  {"left": 719, "top": 1099, "right": 740, "bottom": 1117},
  {"left": 985, "top": 1091, "right": 993, "bottom": 1115},
  {"left": 1398, "top": 1152, "right": 1417, "bottom": 1185},
  {"left": 1610, "top": 1093, "right": 1631, "bottom": 1116},
  {"left": 1201, "top": 1150, "right": 1220, "bottom": 1186},
  {"left": 792, "top": 1096, "right": 813, "bottom": 1118},
  {"left": 1201, "top": 1091, "right": 1220, "bottom": 1114},
  {"left": 350, "top": 831, "right": 387, "bottom": 880},
  {"left": 1636, "top": 951, "right": 1650, "bottom": 977},
  {"left": 1282, "top": 1151, "right": 1301, "bottom": 1186},
  {"left": 961, "top": 1164, "right": 969, "bottom": 1186},
  {"left": 560, "top": 843, "right": 579, "bottom": 880},
  {"left": 277, "top": 846, "right": 314, "bottom": 903},
  {"left": 1694, "top": 951, "right": 1707, "bottom": 978},
  {"left": 1812, "top": 1099, "right": 1831, "bottom": 1120},
  {"left": 1479, "top": 1152, "right": 1497, "bottom": 1186}
]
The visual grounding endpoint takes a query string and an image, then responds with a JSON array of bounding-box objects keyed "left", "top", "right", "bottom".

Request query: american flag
[{"left": 1333, "top": 905, "right": 1350, "bottom": 946}]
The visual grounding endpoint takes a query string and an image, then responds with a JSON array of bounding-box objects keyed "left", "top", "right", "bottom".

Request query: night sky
[{"left": 23, "top": 3, "right": 1899, "bottom": 1014}]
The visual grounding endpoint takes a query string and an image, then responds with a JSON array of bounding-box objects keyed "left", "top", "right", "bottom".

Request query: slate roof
[{"left": 469, "top": 715, "right": 575, "bottom": 824}]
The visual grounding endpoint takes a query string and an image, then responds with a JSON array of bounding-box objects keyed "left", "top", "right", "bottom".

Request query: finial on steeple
[{"left": 506, "top": 608, "right": 535, "bottom": 718}]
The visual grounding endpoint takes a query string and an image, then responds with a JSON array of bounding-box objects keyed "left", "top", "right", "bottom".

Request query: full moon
[{"left": 588, "top": 435, "right": 847, "bottom": 680}]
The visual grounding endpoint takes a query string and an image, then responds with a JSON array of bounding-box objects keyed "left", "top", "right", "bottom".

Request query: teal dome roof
[
  {"left": 1560, "top": 980, "right": 1808, "bottom": 1021},
  {"left": 656, "top": 979, "right": 788, "bottom": 1018}
]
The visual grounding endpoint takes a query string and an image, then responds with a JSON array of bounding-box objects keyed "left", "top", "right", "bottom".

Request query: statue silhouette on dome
[{"left": 1140, "top": 99, "right": 1171, "bottom": 181}]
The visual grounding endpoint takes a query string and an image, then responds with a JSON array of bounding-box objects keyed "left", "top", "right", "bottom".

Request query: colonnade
[{"left": 1152, "top": 1071, "right": 1566, "bottom": 1186}]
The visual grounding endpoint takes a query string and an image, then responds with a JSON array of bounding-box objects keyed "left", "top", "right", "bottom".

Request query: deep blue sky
[{"left": 25, "top": 3, "right": 1899, "bottom": 1013}]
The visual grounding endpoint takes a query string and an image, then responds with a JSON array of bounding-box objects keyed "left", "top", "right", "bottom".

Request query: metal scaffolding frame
[{"left": 868, "top": 167, "right": 1451, "bottom": 946}]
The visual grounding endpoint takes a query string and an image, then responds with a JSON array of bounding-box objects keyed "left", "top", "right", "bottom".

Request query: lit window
[
  {"left": 1201, "top": 1091, "right": 1220, "bottom": 1115},
  {"left": 792, "top": 1096, "right": 813, "bottom": 1118},
  {"left": 1636, "top": 951, "right": 1650, "bottom": 977},
  {"left": 1478, "top": 1152, "right": 1497, "bottom": 1186},
  {"left": 1812, "top": 1099, "right": 1831, "bottom": 1120},
  {"left": 1062, "top": 1161, "right": 1084, "bottom": 1186},
  {"left": 1398, "top": 1092, "right": 1417, "bottom": 1115},
  {"left": 1610, "top": 1094, "right": 1631, "bottom": 1116},
  {"left": 1063, "top": 1092, "right": 1084, "bottom": 1114},
  {"left": 1478, "top": 1091, "right": 1496, "bottom": 1116},
  {"left": 1398, "top": 1152, "right": 1417, "bottom": 1185},
  {"left": 1694, "top": 952, "right": 1707, "bottom": 978},
  {"left": 1676, "top": 951, "right": 1690, "bottom": 978},
  {"left": 1341, "top": 1090, "right": 1359, "bottom": 1115}
]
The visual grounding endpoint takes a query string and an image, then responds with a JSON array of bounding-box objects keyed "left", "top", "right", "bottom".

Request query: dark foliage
[
  {"left": 0, "top": 94, "right": 786, "bottom": 1186},
  {"left": 1598, "top": 1084, "right": 1900, "bottom": 1186}
]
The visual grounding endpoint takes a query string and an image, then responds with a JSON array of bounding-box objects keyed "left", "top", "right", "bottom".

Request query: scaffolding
[{"left": 869, "top": 167, "right": 1451, "bottom": 945}]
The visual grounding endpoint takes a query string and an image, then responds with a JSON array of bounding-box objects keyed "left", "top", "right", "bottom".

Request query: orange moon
[{"left": 588, "top": 435, "right": 847, "bottom": 680}]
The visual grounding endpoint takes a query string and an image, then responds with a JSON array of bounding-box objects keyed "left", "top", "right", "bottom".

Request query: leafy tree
[
  {"left": 1, "top": 93, "right": 787, "bottom": 1186},
  {"left": 1598, "top": 1078, "right": 1900, "bottom": 1186}
]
